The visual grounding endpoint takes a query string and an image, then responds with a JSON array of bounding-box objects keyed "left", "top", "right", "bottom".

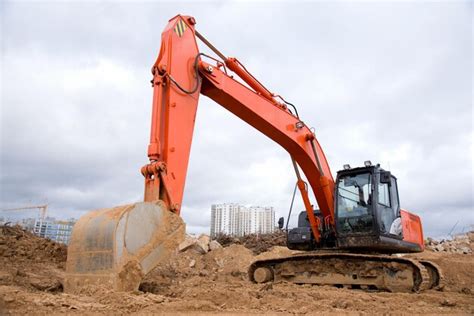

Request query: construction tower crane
[{"left": 1, "top": 205, "right": 49, "bottom": 221}]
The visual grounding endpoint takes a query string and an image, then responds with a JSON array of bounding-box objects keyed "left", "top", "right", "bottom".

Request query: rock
[
  {"left": 209, "top": 240, "right": 223, "bottom": 251},
  {"left": 179, "top": 235, "right": 198, "bottom": 252},
  {"left": 460, "top": 287, "right": 471, "bottom": 295},
  {"left": 193, "top": 243, "right": 208, "bottom": 254},
  {"left": 460, "top": 247, "right": 471, "bottom": 254},
  {"left": 3, "top": 295, "right": 14, "bottom": 303},
  {"left": 30, "top": 278, "right": 62, "bottom": 291},
  {"left": 426, "top": 237, "right": 438, "bottom": 246},
  {"left": 440, "top": 299, "right": 456, "bottom": 307},
  {"left": 434, "top": 245, "right": 444, "bottom": 252},
  {"left": 189, "top": 259, "right": 196, "bottom": 268},
  {"left": 332, "top": 300, "right": 350, "bottom": 309},
  {"left": 259, "top": 283, "right": 273, "bottom": 291},
  {"left": 197, "top": 235, "right": 211, "bottom": 253},
  {"left": 214, "top": 258, "right": 224, "bottom": 268},
  {"left": 297, "top": 306, "right": 309, "bottom": 314}
]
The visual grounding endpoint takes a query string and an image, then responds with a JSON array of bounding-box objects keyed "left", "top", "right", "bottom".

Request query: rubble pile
[
  {"left": 214, "top": 230, "right": 287, "bottom": 254},
  {"left": 140, "top": 235, "right": 257, "bottom": 295},
  {"left": 426, "top": 231, "right": 474, "bottom": 254},
  {"left": 178, "top": 234, "right": 223, "bottom": 254},
  {"left": 141, "top": 232, "right": 293, "bottom": 294}
]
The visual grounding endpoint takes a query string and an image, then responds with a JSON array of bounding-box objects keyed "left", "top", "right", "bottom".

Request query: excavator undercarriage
[{"left": 249, "top": 252, "right": 443, "bottom": 293}]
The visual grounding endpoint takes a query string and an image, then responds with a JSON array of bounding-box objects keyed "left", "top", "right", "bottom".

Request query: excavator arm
[{"left": 143, "top": 15, "right": 335, "bottom": 242}]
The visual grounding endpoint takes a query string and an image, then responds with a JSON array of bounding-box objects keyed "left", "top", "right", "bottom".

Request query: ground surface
[{"left": 0, "top": 226, "right": 473, "bottom": 315}]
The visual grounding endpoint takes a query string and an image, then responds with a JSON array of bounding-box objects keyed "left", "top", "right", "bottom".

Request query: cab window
[{"left": 378, "top": 183, "right": 390, "bottom": 207}]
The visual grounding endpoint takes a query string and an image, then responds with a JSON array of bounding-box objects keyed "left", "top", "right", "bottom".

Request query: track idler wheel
[{"left": 253, "top": 267, "right": 274, "bottom": 283}]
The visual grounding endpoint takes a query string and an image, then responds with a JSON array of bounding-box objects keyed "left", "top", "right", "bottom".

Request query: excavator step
[{"left": 248, "top": 253, "right": 442, "bottom": 293}]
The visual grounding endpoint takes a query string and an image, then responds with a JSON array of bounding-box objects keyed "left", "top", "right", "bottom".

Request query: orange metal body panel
[
  {"left": 142, "top": 15, "right": 201, "bottom": 214},
  {"left": 400, "top": 209, "right": 424, "bottom": 250},
  {"left": 199, "top": 61, "right": 335, "bottom": 234},
  {"left": 143, "top": 15, "right": 335, "bottom": 229}
]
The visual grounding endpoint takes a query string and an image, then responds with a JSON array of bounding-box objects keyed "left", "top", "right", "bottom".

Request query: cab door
[
  {"left": 390, "top": 176, "right": 401, "bottom": 218},
  {"left": 376, "top": 172, "right": 401, "bottom": 235},
  {"left": 377, "top": 179, "right": 394, "bottom": 234}
]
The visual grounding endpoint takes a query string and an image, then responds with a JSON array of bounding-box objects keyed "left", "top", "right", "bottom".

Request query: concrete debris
[
  {"left": 178, "top": 234, "right": 221, "bottom": 255},
  {"left": 192, "top": 242, "right": 208, "bottom": 254},
  {"left": 178, "top": 236, "right": 197, "bottom": 252},
  {"left": 209, "top": 240, "right": 223, "bottom": 251},
  {"left": 426, "top": 231, "right": 473, "bottom": 254},
  {"left": 197, "top": 234, "right": 211, "bottom": 253},
  {"left": 440, "top": 299, "right": 457, "bottom": 307}
]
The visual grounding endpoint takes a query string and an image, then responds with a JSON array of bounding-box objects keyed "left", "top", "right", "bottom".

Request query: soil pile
[
  {"left": 0, "top": 225, "right": 67, "bottom": 264},
  {"left": 215, "top": 230, "right": 287, "bottom": 254},
  {"left": 0, "top": 225, "right": 65, "bottom": 295}
]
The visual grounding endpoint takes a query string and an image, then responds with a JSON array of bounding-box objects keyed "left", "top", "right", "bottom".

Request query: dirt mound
[
  {"left": 0, "top": 225, "right": 65, "bottom": 294},
  {"left": 215, "top": 231, "right": 287, "bottom": 254},
  {"left": 0, "top": 225, "right": 67, "bottom": 264},
  {"left": 139, "top": 243, "right": 255, "bottom": 296}
]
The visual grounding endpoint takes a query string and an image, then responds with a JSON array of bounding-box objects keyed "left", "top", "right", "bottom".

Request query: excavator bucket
[{"left": 64, "top": 201, "right": 185, "bottom": 293}]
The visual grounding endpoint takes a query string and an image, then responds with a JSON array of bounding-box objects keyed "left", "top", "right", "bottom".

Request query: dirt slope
[{"left": 0, "top": 226, "right": 473, "bottom": 315}]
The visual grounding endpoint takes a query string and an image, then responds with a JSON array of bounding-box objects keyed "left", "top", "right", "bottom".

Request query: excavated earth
[{"left": 0, "top": 225, "right": 473, "bottom": 315}]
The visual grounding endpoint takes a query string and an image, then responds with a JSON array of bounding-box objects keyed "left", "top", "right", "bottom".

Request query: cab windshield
[{"left": 336, "top": 172, "right": 373, "bottom": 234}]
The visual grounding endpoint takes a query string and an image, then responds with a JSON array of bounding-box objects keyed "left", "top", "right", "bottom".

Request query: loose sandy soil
[{"left": 0, "top": 225, "right": 473, "bottom": 315}]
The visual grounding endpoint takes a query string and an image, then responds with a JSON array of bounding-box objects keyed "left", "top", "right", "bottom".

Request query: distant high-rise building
[
  {"left": 210, "top": 203, "right": 275, "bottom": 237},
  {"left": 210, "top": 203, "right": 241, "bottom": 237},
  {"left": 33, "top": 218, "right": 76, "bottom": 245}
]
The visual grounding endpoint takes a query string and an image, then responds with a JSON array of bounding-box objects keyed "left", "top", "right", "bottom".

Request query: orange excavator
[{"left": 65, "top": 15, "right": 442, "bottom": 293}]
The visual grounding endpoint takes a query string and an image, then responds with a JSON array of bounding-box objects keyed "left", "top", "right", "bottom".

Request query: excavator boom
[{"left": 144, "top": 15, "right": 335, "bottom": 242}]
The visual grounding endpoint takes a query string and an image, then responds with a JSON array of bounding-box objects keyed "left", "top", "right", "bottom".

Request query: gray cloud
[{"left": 1, "top": 1, "right": 472, "bottom": 238}]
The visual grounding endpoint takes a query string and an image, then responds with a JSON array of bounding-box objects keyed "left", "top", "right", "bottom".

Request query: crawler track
[{"left": 249, "top": 253, "right": 442, "bottom": 293}]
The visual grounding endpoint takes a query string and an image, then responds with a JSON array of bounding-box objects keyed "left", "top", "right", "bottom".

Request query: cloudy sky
[{"left": 1, "top": 0, "right": 472, "bottom": 237}]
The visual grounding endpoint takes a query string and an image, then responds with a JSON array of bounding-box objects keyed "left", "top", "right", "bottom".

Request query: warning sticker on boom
[{"left": 174, "top": 19, "right": 187, "bottom": 37}]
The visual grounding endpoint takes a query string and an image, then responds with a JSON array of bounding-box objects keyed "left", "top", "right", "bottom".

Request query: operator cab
[
  {"left": 287, "top": 162, "right": 423, "bottom": 253},
  {"left": 335, "top": 162, "right": 421, "bottom": 253}
]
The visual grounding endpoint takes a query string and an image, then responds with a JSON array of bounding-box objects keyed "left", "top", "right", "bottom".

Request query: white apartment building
[
  {"left": 210, "top": 203, "right": 241, "bottom": 237},
  {"left": 33, "top": 218, "right": 76, "bottom": 244},
  {"left": 210, "top": 203, "right": 275, "bottom": 237}
]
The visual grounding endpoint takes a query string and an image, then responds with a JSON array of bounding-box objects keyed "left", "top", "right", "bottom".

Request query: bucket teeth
[{"left": 64, "top": 201, "right": 185, "bottom": 293}]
